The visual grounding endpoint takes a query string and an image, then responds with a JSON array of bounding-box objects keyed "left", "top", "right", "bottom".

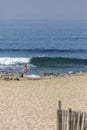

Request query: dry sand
[{"left": 0, "top": 73, "right": 87, "bottom": 130}]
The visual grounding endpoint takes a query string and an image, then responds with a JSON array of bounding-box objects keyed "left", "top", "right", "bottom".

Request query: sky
[{"left": 0, "top": 0, "right": 87, "bottom": 20}]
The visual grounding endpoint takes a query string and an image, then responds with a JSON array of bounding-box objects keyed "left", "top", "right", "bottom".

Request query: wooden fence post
[
  {"left": 57, "top": 101, "right": 62, "bottom": 130},
  {"left": 69, "top": 109, "right": 72, "bottom": 130}
]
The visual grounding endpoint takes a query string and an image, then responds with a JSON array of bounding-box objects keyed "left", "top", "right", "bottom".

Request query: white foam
[
  {"left": 24, "top": 74, "right": 40, "bottom": 79},
  {"left": 0, "top": 57, "right": 30, "bottom": 65},
  {"left": 68, "top": 71, "right": 73, "bottom": 74}
]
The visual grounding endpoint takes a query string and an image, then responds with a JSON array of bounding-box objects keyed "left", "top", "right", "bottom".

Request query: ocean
[{"left": 0, "top": 20, "right": 87, "bottom": 75}]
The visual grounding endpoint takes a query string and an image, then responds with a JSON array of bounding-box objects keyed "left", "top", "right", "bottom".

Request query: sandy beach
[{"left": 0, "top": 73, "right": 87, "bottom": 129}]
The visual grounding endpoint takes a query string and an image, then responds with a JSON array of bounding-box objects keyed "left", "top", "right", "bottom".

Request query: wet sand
[{"left": 0, "top": 73, "right": 87, "bottom": 129}]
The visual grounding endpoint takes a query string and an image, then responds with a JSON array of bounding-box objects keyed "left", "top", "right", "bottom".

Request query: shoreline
[{"left": 0, "top": 71, "right": 87, "bottom": 80}]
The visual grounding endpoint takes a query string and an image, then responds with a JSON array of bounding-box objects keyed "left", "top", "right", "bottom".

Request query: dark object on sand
[{"left": 20, "top": 73, "right": 23, "bottom": 77}]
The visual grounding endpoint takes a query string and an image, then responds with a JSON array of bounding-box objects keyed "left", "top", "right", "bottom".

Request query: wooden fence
[{"left": 57, "top": 101, "right": 87, "bottom": 130}]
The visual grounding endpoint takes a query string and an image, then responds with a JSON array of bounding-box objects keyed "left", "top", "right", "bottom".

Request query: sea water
[{"left": 0, "top": 20, "right": 87, "bottom": 75}]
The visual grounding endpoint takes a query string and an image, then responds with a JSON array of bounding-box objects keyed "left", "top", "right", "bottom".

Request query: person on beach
[{"left": 23, "top": 64, "right": 28, "bottom": 75}]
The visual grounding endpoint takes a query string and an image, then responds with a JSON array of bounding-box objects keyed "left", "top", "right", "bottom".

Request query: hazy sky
[{"left": 0, "top": 0, "right": 87, "bottom": 20}]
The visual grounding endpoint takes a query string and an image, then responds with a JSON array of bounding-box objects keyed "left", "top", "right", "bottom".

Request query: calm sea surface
[{"left": 0, "top": 20, "right": 87, "bottom": 75}]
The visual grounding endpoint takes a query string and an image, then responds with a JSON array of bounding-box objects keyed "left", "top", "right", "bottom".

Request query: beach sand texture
[{"left": 0, "top": 74, "right": 87, "bottom": 130}]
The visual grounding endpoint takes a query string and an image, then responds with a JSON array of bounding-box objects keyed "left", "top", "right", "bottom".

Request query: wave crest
[{"left": 30, "top": 57, "right": 87, "bottom": 67}]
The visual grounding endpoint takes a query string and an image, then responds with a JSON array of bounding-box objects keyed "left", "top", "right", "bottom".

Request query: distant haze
[{"left": 0, "top": 0, "right": 87, "bottom": 20}]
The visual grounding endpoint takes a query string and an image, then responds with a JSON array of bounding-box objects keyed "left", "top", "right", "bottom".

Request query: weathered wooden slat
[
  {"left": 83, "top": 112, "right": 87, "bottom": 130},
  {"left": 85, "top": 112, "right": 87, "bottom": 130},
  {"left": 64, "top": 110, "right": 67, "bottom": 130},
  {"left": 73, "top": 112, "right": 76, "bottom": 130},
  {"left": 79, "top": 112, "right": 83, "bottom": 130},
  {"left": 57, "top": 101, "right": 62, "bottom": 130},
  {"left": 66, "top": 110, "right": 69, "bottom": 130},
  {"left": 71, "top": 111, "right": 74, "bottom": 130},
  {"left": 77, "top": 112, "right": 80, "bottom": 130},
  {"left": 62, "top": 111, "right": 64, "bottom": 130},
  {"left": 69, "top": 109, "right": 72, "bottom": 130},
  {"left": 81, "top": 112, "right": 85, "bottom": 130},
  {"left": 65, "top": 111, "right": 67, "bottom": 130},
  {"left": 65, "top": 110, "right": 67, "bottom": 130}
]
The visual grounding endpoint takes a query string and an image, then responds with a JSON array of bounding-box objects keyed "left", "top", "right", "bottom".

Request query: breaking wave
[{"left": 0, "top": 56, "right": 87, "bottom": 68}]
